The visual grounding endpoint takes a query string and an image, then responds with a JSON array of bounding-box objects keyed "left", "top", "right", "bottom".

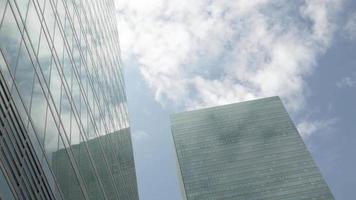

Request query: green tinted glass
[{"left": 171, "top": 96, "right": 334, "bottom": 200}]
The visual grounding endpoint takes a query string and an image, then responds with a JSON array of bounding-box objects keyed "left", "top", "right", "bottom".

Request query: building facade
[
  {"left": 0, "top": 0, "right": 139, "bottom": 199},
  {"left": 171, "top": 96, "right": 334, "bottom": 200},
  {"left": 52, "top": 128, "right": 138, "bottom": 200}
]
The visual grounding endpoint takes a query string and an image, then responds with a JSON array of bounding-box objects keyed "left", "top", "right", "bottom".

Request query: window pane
[
  {"left": 0, "top": 1, "right": 7, "bottom": 23},
  {"left": 14, "top": 0, "right": 30, "bottom": 19},
  {"left": 0, "top": 51, "right": 13, "bottom": 88},
  {"left": 44, "top": 108, "right": 59, "bottom": 161},
  {"left": 27, "top": 121, "right": 43, "bottom": 162},
  {"left": 72, "top": 77, "right": 81, "bottom": 113},
  {"left": 43, "top": 0, "right": 56, "bottom": 38},
  {"left": 62, "top": 48, "right": 72, "bottom": 92},
  {"left": 13, "top": 44, "right": 35, "bottom": 111},
  {"left": 38, "top": 34, "right": 52, "bottom": 83},
  {"left": 30, "top": 77, "right": 48, "bottom": 146},
  {"left": 0, "top": 7, "right": 22, "bottom": 76},
  {"left": 49, "top": 62, "right": 62, "bottom": 112},
  {"left": 60, "top": 90, "right": 71, "bottom": 140},
  {"left": 70, "top": 114, "right": 81, "bottom": 145},
  {"left": 56, "top": 0, "right": 66, "bottom": 26},
  {"left": 25, "top": 1, "right": 41, "bottom": 53},
  {"left": 63, "top": 16, "right": 73, "bottom": 52},
  {"left": 53, "top": 24, "right": 64, "bottom": 60}
]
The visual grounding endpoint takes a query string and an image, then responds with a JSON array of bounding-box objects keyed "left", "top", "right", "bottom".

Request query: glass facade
[
  {"left": 0, "top": 0, "right": 139, "bottom": 199},
  {"left": 52, "top": 128, "right": 139, "bottom": 200},
  {"left": 171, "top": 96, "right": 334, "bottom": 200}
]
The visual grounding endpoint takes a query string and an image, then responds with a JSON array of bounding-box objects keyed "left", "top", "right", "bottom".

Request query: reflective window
[
  {"left": 25, "top": 1, "right": 41, "bottom": 53},
  {"left": 61, "top": 47, "right": 72, "bottom": 92},
  {"left": 1, "top": 1, "right": 8, "bottom": 22},
  {"left": 48, "top": 62, "right": 62, "bottom": 112},
  {"left": 14, "top": 0, "right": 30, "bottom": 20},
  {"left": 53, "top": 23, "right": 64, "bottom": 61},
  {"left": 27, "top": 121, "right": 44, "bottom": 163},
  {"left": 37, "top": 34, "right": 52, "bottom": 83},
  {"left": 0, "top": 50, "right": 13, "bottom": 89},
  {"left": 56, "top": 0, "right": 66, "bottom": 26},
  {"left": 30, "top": 76, "right": 48, "bottom": 146},
  {"left": 43, "top": 0, "right": 56, "bottom": 38},
  {"left": 44, "top": 107, "right": 59, "bottom": 160},
  {"left": 71, "top": 77, "right": 81, "bottom": 116},
  {"left": 13, "top": 43, "right": 34, "bottom": 111},
  {"left": 0, "top": 7, "right": 22, "bottom": 76},
  {"left": 60, "top": 89, "right": 72, "bottom": 140},
  {"left": 70, "top": 112, "right": 80, "bottom": 145}
]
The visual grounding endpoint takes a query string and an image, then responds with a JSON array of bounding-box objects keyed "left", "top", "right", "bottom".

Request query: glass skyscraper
[
  {"left": 171, "top": 96, "right": 334, "bottom": 200},
  {"left": 0, "top": 0, "right": 138, "bottom": 199}
]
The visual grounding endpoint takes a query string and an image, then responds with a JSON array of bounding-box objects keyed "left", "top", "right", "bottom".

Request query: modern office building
[
  {"left": 0, "top": 0, "right": 139, "bottom": 199},
  {"left": 171, "top": 96, "right": 334, "bottom": 200}
]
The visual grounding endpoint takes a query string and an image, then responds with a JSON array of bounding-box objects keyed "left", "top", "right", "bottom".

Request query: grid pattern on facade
[
  {"left": 0, "top": 68, "right": 55, "bottom": 200},
  {"left": 171, "top": 96, "right": 334, "bottom": 200},
  {"left": 52, "top": 128, "right": 139, "bottom": 200},
  {"left": 0, "top": 0, "right": 138, "bottom": 199}
]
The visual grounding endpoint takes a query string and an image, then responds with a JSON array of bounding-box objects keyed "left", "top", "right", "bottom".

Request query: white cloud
[
  {"left": 344, "top": 11, "right": 356, "bottom": 41},
  {"left": 115, "top": 0, "right": 343, "bottom": 112},
  {"left": 337, "top": 76, "right": 355, "bottom": 88},
  {"left": 297, "top": 118, "right": 337, "bottom": 139}
]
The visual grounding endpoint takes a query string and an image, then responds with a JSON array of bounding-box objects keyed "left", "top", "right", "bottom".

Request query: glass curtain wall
[
  {"left": 171, "top": 97, "right": 334, "bottom": 200},
  {"left": 0, "top": 0, "right": 137, "bottom": 199}
]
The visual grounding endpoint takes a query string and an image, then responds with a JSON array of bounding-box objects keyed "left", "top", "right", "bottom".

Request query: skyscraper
[
  {"left": 171, "top": 96, "right": 334, "bottom": 200},
  {"left": 0, "top": 0, "right": 138, "bottom": 199}
]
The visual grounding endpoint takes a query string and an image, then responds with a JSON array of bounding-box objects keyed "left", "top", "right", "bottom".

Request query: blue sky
[{"left": 116, "top": 1, "right": 356, "bottom": 199}]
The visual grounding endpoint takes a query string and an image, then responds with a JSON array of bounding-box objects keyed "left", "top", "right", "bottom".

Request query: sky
[{"left": 115, "top": 0, "right": 356, "bottom": 199}]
